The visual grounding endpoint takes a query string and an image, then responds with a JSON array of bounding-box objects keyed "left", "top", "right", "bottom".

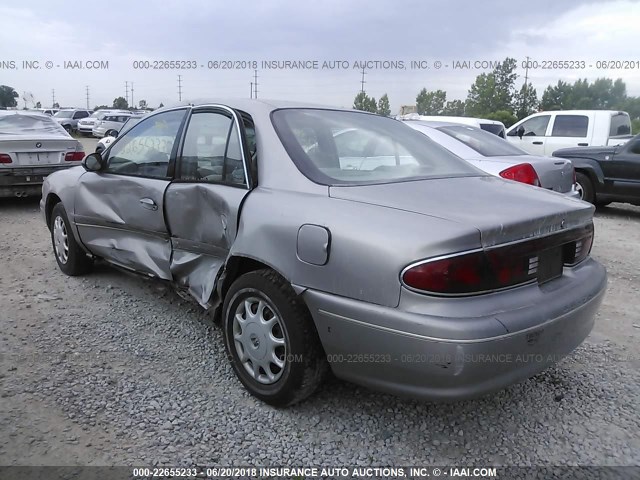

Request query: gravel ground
[{"left": 0, "top": 198, "right": 639, "bottom": 468}]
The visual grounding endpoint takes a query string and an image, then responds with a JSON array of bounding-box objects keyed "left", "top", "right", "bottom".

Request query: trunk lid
[
  {"left": 0, "top": 137, "right": 81, "bottom": 166},
  {"left": 491, "top": 154, "right": 574, "bottom": 193},
  {"left": 330, "top": 176, "right": 594, "bottom": 248}
]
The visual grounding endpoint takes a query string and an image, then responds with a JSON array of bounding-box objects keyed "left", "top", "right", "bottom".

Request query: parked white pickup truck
[{"left": 506, "top": 110, "right": 632, "bottom": 156}]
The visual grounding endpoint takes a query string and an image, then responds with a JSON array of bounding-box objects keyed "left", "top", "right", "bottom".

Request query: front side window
[
  {"left": 105, "top": 109, "right": 186, "bottom": 178},
  {"left": 178, "top": 111, "right": 247, "bottom": 186},
  {"left": 516, "top": 115, "right": 550, "bottom": 137},
  {"left": 551, "top": 115, "right": 589, "bottom": 137},
  {"left": 54, "top": 111, "right": 73, "bottom": 119},
  {"left": 272, "top": 109, "right": 479, "bottom": 185}
]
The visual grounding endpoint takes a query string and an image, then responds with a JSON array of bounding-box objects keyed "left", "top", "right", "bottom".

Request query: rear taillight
[
  {"left": 402, "top": 224, "right": 594, "bottom": 295},
  {"left": 0, "top": 154, "right": 12, "bottom": 164},
  {"left": 499, "top": 163, "right": 540, "bottom": 187},
  {"left": 402, "top": 249, "right": 536, "bottom": 295},
  {"left": 65, "top": 151, "right": 85, "bottom": 161}
]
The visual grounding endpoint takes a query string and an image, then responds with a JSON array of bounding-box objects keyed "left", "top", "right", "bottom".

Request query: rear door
[
  {"left": 164, "top": 105, "right": 254, "bottom": 306},
  {"left": 606, "top": 137, "right": 640, "bottom": 200},
  {"left": 544, "top": 114, "right": 591, "bottom": 155},
  {"left": 74, "top": 108, "right": 189, "bottom": 278}
]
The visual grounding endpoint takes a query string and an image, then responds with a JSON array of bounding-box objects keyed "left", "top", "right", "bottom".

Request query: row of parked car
[{"left": 31, "top": 107, "right": 147, "bottom": 138}]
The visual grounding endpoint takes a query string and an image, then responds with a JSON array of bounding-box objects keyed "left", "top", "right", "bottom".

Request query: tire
[
  {"left": 575, "top": 172, "right": 595, "bottom": 204},
  {"left": 50, "top": 203, "right": 93, "bottom": 276},
  {"left": 596, "top": 200, "right": 611, "bottom": 208},
  {"left": 222, "top": 269, "right": 327, "bottom": 406},
  {"left": 63, "top": 124, "right": 71, "bottom": 133},
  {"left": 95, "top": 145, "right": 104, "bottom": 154}
]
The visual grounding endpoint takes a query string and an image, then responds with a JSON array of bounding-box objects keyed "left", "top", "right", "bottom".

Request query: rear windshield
[
  {"left": 610, "top": 113, "right": 631, "bottom": 137},
  {"left": 271, "top": 109, "right": 480, "bottom": 185},
  {"left": 0, "top": 113, "right": 68, "bottom": 135},
  {"left": 479, "top": 123, "right": 506, "bottom": 138},
  {"left": 437, "top": 125, "right": 527, "bottom": 157}
]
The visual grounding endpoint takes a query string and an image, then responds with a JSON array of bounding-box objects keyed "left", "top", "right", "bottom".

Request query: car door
[
  {"left": 605, "top": 137, "right": 640, "bottom": 200},
  {"left": 74, "top": 108, "right": 189, "bottom": 279},
  {"left": 543, "top": 114, "right": 591, "bottom": 156},
  {"left": 506, "top": 114, "right": 551, "bottom": 156},
  {"left": 164, "top": 106, "right": 254, "bottom": 306}
]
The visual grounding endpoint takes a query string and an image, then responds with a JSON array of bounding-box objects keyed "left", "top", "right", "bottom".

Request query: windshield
[
  {"left": 437, "top": 125, "right": 528, "bottom": 157},
  {"left": 54, "top": 111, "right": 73, "bottom": 118},
  {"left": 272, "top": 109, "right": 480, "bottom": 185},
  {"left": 89, "top": 111, "right": 107, "bottom": 119}
]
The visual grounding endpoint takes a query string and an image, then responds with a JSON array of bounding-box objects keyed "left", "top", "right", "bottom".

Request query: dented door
[
  {"left": 74, "top": 108, "right": 188, "bottom": 279},
  {"left": 164, "top": 106, "right": 253, "bottom": 306}
]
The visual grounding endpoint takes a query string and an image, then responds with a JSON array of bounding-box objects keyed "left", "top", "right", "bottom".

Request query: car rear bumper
[
  {"left": 0, "top": 165, "right": 75, "bottom": 197},
  {"left": 77, "top": 124, "right": 95, "bottom": 133},
  {"left": 302, "top": 257, "right": 606, "bottom": 401},
  {"left": 92, "top": 127, "right": 107, "bottom": 138}
]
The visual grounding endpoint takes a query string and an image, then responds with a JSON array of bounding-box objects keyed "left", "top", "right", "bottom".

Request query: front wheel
[
  {"left": 50, "top": 203, "right": 93, "bottom": 276},
  {"left": 222, "top": 269, "right": 327, "bottom": 406},
  {"left": 575, "top": 172, "right": 595, "bottom": 204}
]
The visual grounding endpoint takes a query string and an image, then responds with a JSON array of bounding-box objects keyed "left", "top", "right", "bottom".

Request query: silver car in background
[
  {"left": 77, "top": 110, "right": 128, "bottom": 136},
  {"left": 92, "top": 112, "right": 133, "bottom": 138},
  {"left": 406, "top": 120, "right": 579, "bottom": 197},
  {"left": 40, "top": 100, "right": 606, "bottom": 406},
  {"left": 0, "top": 111, "right": 84, "bottom": 197}
]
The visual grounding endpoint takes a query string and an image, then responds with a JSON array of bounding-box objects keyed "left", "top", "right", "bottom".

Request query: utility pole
[
  {"left": 51, "top": 89, "right": 55, "bottom": 107},
  {"left": 360, "top": 67, "right": 366, "bottom": 93},
  {"left": 253, "top": 70, "right": 258, "bottom": 99},
  {"left": 250, "top": 82, "right": 253, "bottom": 99},
  {"left": 131, "top": 82, "right": 134, "bottom": 108},
  {"left": 177, "top": 75, "right": 182, "bottom": 101},
  {"left": 125, "top": 81, "right": 129, "bottom": 106},
  {"left": 85, "top": 86, "right": 90, "bottom": 109},
  {"left": 523, "top": 56, "right": 530, "bottom": 115}
]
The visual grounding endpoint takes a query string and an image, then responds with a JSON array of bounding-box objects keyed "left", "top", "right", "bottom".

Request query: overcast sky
[{"left": 1, "top": 0, "right": 639, "bottom": 112}]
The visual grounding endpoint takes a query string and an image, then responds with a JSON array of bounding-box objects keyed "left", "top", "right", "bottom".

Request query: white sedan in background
[
  {"left": 95, "top": 115, "right": 144, "bottom": 153},
  {"left": 404, "top": 120, "right": 579, "bottom": 198}
]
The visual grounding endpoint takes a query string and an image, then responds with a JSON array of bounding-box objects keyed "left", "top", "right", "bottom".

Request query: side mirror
[
  {"left": 82, "top": 152, "right": 105, "bottom": 172},
  {"left": 517, "top": 126, "right": 525, "bottom": 139}
]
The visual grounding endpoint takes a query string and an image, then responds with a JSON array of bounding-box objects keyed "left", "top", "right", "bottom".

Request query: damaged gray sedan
[{"left": 41, "top": 100, "right": 607, "bottom": 406}]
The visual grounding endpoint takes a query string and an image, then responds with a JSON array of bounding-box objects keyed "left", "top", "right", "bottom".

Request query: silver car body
[
  {"left": 92, "top": 113, "right": 133, "bottom": 138},
  {"left": 95, "top": 115, "right": 145, "bottom": 153},
  {"left": 77, "top": 110, "right": 129, "bottom": 135},
  {"left": 0, "top": 111, "right": 84, "bottom": 197},
  {"left": 53, "top": 109, "right": 91, "bottom": 132},
  {"left": 406, "top": 121, "right": 578, "bottom": 197},
  {"left": 40, "top": 100, "right": 606, "bottom": 401}
]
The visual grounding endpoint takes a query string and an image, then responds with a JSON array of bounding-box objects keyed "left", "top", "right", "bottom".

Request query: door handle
[
  {"left": 532, "top": 141, "right": 543, "bottom": 145},
  {"left": 139, "top": 197, "right": 158, "bottom": 211},
  {"left": 578, "top": 143, "right": 588, "bottom": 146}
]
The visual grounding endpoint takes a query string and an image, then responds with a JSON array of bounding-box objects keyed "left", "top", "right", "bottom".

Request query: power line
[{"left": 177, "top": 75, "right": 182, "bottom": 101}]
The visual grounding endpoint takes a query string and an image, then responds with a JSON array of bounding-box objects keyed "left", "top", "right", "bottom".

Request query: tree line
[{"left": 353, "top": 57, "right": 640, "bottom": 132}]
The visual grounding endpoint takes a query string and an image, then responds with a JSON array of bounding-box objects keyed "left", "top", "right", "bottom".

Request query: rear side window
[
  {"left": 479, "top": 123, "right": 505, "bottom": 138},
  {"left": 552, "top": 115, "right": 588, "bottom": 137},
  {"left": 610, "top": 113, "right": 631, "bottom": 137}
]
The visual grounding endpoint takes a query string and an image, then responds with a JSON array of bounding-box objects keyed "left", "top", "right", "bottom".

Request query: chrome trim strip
[{"left": 75, "top": 222, "right": 170, "bottom": 240}]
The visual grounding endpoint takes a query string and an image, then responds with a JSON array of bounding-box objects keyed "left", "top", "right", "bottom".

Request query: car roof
[
  {"left": 153, "top": 98, "right": 350, "bottom": 117},
  {"left": 403, "top": 119, "right": 482, "bottom": 130},
  {"left": 530, "top": 110, "right": 628, "bottom": 115},
  {"left": 0, "top": 110, "right": 50, "bottom": 117}
]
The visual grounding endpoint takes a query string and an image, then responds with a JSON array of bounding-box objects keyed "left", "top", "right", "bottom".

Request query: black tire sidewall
[
  {"left": 222, "top": 271, "right": 319, "bottom": 406},
  {"left": 576, "top": 172, "right": 595, "bottom": 204},
  {"left": 50, "top": 203, "right": 91, "bottom": 276}
]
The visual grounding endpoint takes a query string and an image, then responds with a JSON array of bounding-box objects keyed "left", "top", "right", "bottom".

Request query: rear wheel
[
  {"left": 575, "top": 172, "right": 595, "bottom": 204},
  {"left": 63, "top": 124, "right": 71, "bottom": 134},
  {"left": 50, "top": 203, "right": 92, "bottom": 276},
  {"left": 222, "top": 269, "right": 327, "bottom": 406}
]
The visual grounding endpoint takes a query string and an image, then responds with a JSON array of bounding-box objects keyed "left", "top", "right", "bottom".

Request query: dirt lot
[{"left": 0, "top": 196, "right": 639, "bottom": 468}]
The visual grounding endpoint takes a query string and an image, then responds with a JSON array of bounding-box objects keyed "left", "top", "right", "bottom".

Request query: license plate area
[{"left": 537, "top": 247, "right": 563, "bottom": 284}]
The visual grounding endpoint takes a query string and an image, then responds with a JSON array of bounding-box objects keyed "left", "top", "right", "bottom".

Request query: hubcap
[
  {"left": 575, "top": 182, "right": 584, "bottom": 200},
  {"left": 53, "top": 216, "right": 69, "bottom": 264},
  {"left": 232, "top": 296, "right": 286, "bottom": 384}
]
